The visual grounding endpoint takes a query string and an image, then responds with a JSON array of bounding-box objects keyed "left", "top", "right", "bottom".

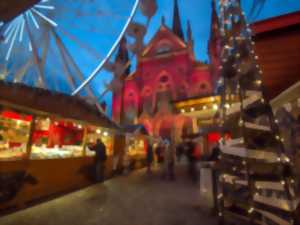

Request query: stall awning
[{"left": 0, "top": 81, "right": 119, "bottom": 130}]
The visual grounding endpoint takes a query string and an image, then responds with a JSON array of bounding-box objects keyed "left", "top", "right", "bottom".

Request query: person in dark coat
[
  {"left": 184, "top": 138, "right": 197, "bottom": 182},
  {"left": 90, "top": 139, "right": 107, "bottom": 182},
  {"left": 176, "top": 142, "right": 185, "bottom": 163},
  {"left": 146, "top": 141, "right": 154, "bottom": 174},
  {"left": 155, "top": 142, "right": 164, "bottom": 164}
]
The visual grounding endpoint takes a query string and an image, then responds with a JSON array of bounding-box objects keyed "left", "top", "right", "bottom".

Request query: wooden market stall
[
  {"left": 0, "top": 81, "right": 122, "bottom": 212},
  {"left": 123, "top": 125, "right": 149, "bottom": 170}
]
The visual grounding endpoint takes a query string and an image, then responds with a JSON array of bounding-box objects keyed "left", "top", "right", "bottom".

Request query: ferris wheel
[{"left": 0, "top": 0, "right": 157, "bottom": 108}]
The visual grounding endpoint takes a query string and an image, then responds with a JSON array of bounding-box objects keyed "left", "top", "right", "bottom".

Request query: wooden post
[
  {"left": 25, "top": 115, "right": 36, "bottom": 160},
  {"left": 82, "top": 125, "right": 88, "bottom": 157}
]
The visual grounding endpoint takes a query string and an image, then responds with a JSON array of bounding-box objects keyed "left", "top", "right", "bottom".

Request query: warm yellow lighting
[
  {"left": 224, "top": 103, "right": 230, "bottom": 109},
  {"left": 191, "top": 107, "right": 195, "bottom": 112},
  {"left": 213, "top": 104, "right": 218, "bottom": 110},
  {"left": 211, "top": 97, "right": 215, "bottom": 101},
  {"left": 277, "top": 157, "right": 281, "bottom": 162},
  {"left": 291, "top": 179, "right": 295, "bottom": 184},
  {"left": 285, "top": 157, "right": 290, "bottom": 163},
  {"left": 248, "top": 208, "right": 254, "bottom": 214},
  {"left": 96, "top": 129, "right": 101, "bottom": 134},
  {"left": 78, "top": 124, "right": 82, "bottom": 129},
  {"left": 256, "top": 80, "right": 262, "bottom": 85},
  {"left": 181, "top": 109, "right": 185, "bottom": 113},
  {"left": 103, "top": 131, "right": 109, "bottom": 136},
  {"left": 202, "top": 105, "right": 207, "bottom": 110}
]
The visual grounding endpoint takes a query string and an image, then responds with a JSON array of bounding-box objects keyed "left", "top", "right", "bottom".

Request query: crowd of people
[
  {"left": 146, "top": 137, "right": 203, "bottom": 182},
  {"left": 89, "top": 136, "right": 215, "bottom": 184}
]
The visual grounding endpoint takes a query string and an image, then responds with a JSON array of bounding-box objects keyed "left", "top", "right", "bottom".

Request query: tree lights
[{"left": 215, "top": 0, "right": 298, "bottom": 224}]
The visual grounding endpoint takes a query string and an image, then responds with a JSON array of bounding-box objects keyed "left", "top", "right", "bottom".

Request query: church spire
[
  {"left": 208, "top": 0, "right": 221, "bottom": 90},
  {"left": 187, "top": 20, "right": 193, "bottom": 47},
  {"left": 210, "top": 0, "right": 220, "bottom": 41},
  {"left": 172, "top": 0, "right": 184, "bottom": 40}
]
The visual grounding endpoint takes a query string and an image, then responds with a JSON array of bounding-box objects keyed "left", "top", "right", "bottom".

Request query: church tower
[
  {"left": 172, "top": 0, "right": 184, "bottom": 40},
  {"left": 208, "top": 0, "right": 221, "bottom": 90}
]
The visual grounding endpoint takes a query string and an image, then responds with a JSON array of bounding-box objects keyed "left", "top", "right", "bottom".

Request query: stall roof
[{"left": 0, "top": 81, "right": 119, "bottom": 129}]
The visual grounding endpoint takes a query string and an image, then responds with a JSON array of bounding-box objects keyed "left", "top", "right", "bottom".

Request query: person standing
[
  {"left": 185, "top": 138, "right": 197, "bottom": 182},
  {"left": 163, "top": 139, "right": 176, "bottom": 180},
  {"left": 146, "top": 139, "right": 154, "bottom": 174},
  {"left": 90, "top": 139, "right": 107, "bottom": 182},
  {"left": 176, "top": 142, "right": 185, "bottom": 163},
  {"left": 155, "top": 141, "right": 164, "bottom": 164}
]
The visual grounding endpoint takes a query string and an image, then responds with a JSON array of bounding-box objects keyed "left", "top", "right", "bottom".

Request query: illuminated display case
[
  {"left": 0, "top": 109, "right": 116, "bottom": 160},
  {"left": 30, "top": 117, "right": 85, "bottom": 159},
  {"left": 86, "top": 126, "right": 114, "bottom": 156},
  {"left": 0, "top": 111, "right": 31, "bottom": 160},
  {"left": 126, "top": 135, "right": 146, "bottom": 156}
]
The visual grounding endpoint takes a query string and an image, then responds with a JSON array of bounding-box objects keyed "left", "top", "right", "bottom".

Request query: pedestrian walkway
[{"left": 0, "top": 166, "right": 218, "bottom": 225}]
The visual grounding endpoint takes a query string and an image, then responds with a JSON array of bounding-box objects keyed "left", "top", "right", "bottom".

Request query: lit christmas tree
[{"left": 215, "top": 0, "right": 299, "bottom": 224}]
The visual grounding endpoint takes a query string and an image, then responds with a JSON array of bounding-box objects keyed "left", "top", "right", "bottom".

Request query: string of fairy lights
[
  {"left": 179, "top": 97, "right": 220, "bottom": 114},
  {"left": 216, "top": 0, "right": 296, "bottom": 223}
]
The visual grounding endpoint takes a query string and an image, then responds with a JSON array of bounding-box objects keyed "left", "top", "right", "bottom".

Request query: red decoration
[{"left": 1, "top": 110, "right": 32, "bottom": 121}]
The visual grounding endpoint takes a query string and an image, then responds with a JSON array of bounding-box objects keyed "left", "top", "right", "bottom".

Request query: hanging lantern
[{"left": 139, "top": 0, "right": 157, "bottom": 21}]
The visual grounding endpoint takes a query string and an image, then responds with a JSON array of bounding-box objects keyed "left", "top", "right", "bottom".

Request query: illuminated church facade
[{"left": 112, "top": 0, "right": 220, "bottom": 140}]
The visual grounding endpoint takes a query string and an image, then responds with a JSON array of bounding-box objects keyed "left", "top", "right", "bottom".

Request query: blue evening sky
[{"left": 2, "top": 0, "right": 300, "bottom": 116}]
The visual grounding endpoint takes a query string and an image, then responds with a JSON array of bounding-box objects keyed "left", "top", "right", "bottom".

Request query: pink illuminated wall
[{"left": 113, "top": 24, "right": 218, "bottom": 140}]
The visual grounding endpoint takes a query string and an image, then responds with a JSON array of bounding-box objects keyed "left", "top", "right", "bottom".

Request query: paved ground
[{"left": 0, "top": 165, "right": 218, "bottom": 225}]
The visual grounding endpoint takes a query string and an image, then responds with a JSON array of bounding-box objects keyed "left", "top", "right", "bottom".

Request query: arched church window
[
  {"left": 160, "top": 75, "right": 169, "bottom": 83},
  {"left": 200, "top": 83, "right": 207, "bottom": 90}
]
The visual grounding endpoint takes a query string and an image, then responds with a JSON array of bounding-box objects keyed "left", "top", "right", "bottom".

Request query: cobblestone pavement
[{"left": 0, "top": 166, "right": 218, "bottom": 225}]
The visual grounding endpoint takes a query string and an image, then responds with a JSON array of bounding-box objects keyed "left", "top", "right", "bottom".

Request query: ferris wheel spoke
[
  {"left": 5, "top": 24, "right": 20, "bottom": 61},
  {"left": 4, "top": 22, "right": 18, "bottom": 44},
  {"left": 53, "top": 29, "right": 79, "bottom": 91},
  {"left": 34, "top": 5, "right": 55, "bottom": 10},
  {"left": 26, "top": 10, "right": 40, "bottom": 29},
  {"left": 19, "top": 19, "right": 25, "bottom": 42},
  {"left": 14, "top": 59, "right": 34, "bottom": 83},
  {"left": 36, "top": 29, "right": 50, "bottom": 85},
  {"left": 72, "top": 0, "right": 141, "bottom": 95},
  {"left": 58, "top": 27, "right": 103, "bottom": 60},
  {"left": 52, "top": 28, "right": 103, "bottom": 111},
  {"left": 3, "top": 23, "right": 15, "bottom": 37},
  {"left": 31, "top": 8, "right": 57, "bottom": 27},
  {"left": 24, "top": 15, "right": 46, "bottom": 88}
]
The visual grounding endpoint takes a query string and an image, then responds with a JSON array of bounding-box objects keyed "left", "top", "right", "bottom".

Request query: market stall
[
  {"left": 0, "top": 81, "right": 120, "bottom": 212},
  {"left": 123, "top": 125, "right": 149, "bottom": 170}
]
